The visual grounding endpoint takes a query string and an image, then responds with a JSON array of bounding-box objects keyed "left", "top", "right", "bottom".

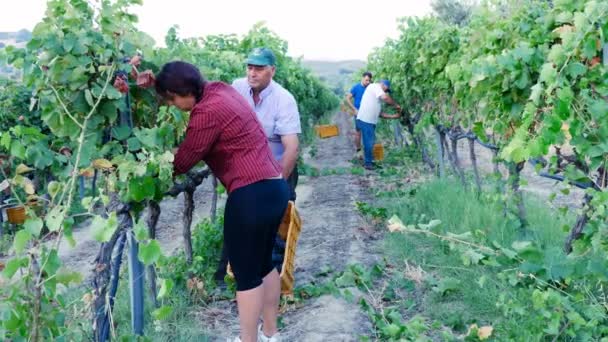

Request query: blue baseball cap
[
  {"left": 245, "top": 47, "right": 276, "bottom": 66},
  {"left": 381, "top": 79, "right": 391, "bottom": 90}
]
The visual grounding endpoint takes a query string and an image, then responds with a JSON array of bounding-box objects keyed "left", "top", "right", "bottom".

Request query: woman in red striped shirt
[{"left": 154, "top": 61, "right": 288, "bottom": 342}]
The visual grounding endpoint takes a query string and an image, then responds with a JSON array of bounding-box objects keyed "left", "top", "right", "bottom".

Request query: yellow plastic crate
[
  {"left": 373, "top": 143, "right": 384, "bottom": 161},
  {"left": 227, "top": 201, "right": 302, "bottom": 295},
  {"left": 315, "top": 124, "right": 339, "bottom": 138},
  {"left": 6, "top": 205, "right": 26, "bottom": 225}
]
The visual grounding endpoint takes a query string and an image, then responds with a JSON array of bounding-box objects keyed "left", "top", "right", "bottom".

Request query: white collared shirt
[
  {"left": 232, "top": 78, "right": 301, "bottom": 161},
  {"left": 356, "top": 83, "right": 386, "bottom": 125}
]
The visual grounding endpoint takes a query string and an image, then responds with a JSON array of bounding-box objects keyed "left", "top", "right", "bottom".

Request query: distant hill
[
  {"left": 0, "top": 30, "right": 31, "bottom": 79},
  {"left": 0, "top": 29, "right": 31, "bottom": 47},
  {"left": 302, "top": 59, "right": 367, "bottom": 97}
]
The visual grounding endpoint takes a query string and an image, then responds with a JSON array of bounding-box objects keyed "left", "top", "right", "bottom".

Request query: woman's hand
[
  {"left": 130, "top": 55, "right": 142, "bottom": 67},
  {"left": 129, "top": 55, "right": 142, "bottom": 78},
  {"left": 127, "top": 55, "right": 155, "bottom": 88},
  {"left": 136, "top": 70, "right": 155, "bottom": 88}
]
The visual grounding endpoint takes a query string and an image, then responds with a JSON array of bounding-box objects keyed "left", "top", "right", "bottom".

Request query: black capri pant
[{"left": 224, "top": 178, "right": 289, "bottom": 291}]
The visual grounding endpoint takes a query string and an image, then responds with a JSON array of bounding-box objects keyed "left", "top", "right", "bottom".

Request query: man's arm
[
  {"left": 280, "top": 134, "right": 299, "bottom": 179},
  {"left": 381, "top": 93, "right": 397, "bottom": 106},
  {"left": 381, "top": 94, "right": 401, "bottom": 112},
  {"left": 345, "top": 93, "right": 357, "bottom": 113},
  {"left": 275, "top": 93, "right": 301, "bottom": 179},
  {"left": 380, "top": 112, "right": 401, "bottom": 119}
]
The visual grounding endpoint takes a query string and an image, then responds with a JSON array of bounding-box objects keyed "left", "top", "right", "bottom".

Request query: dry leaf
[
  {"left": 553, "top": 24, "right": 574, "bottom": 35},
  {"left": 187, "top": 277, "right": 206, "bottom": 298},
  {"left": 82, "top": 292, "right": 94, "bottom": 305},
  {"left": 15, "top": 164, "right": 34, "bottom": 175},
  {"left": 80, "top": 167, "right": 95, "bottom": 178},
  {"left": 0, "top": 179, "right": 9, "bottom": 192},
  {"left": 467, "top": 324, "right": 494, "bottom": 340},
  {"left": 478, "top": 326, "right": 493, "bottom": 340},
  {"left": 387, "top": 214, "right": 406, "bottom": 232},
  {"left": 404, "top": 260, "right": 426, "bottom": 285},
  {"left": 187, "top": 277, "right": 205, "bottom": 291},
  {"left": 590, "top": 56, "right": 602, "bottom": 68},
  {"left": 92, "top": 159, "right": 113, "bottom": 170},
  {"left": 23, "top": 178, "right": 35, "bottom": 195},
  {"left": 26, "top": 194, "right": 38, "bottom": 205}
]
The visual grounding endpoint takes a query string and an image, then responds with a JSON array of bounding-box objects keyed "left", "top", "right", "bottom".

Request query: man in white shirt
[{"left": 356, "top": 79, "right": 401, "bottom": 170}]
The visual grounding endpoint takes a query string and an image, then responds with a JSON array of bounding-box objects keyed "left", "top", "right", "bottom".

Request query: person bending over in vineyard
[
  {"left": 345, "top": 71, "right": 372, "bottom": 156},
  {"left": 356, "top": 79, "right": 401, "bottom": 170},
  {"left": 155, "top": 61, "right": 289, "bottom": 342},
  {"left": 214, "top": 47, "right": 301, "bottom": 286}
]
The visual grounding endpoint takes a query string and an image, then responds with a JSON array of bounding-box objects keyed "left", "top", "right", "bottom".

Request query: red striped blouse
[{"left": 173, "top": 82, "right": 282, "bottom": 193}]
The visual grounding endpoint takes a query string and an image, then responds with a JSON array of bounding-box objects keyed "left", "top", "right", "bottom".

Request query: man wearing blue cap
[{"left": 356, "top": 79, "right": 401, "bottom": 170}]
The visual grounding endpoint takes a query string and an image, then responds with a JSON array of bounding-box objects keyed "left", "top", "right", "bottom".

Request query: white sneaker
[{"left": 258, "top": 324, "right": 280, "bottom": 342}]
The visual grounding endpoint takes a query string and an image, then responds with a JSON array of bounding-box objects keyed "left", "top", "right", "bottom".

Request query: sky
[{"left": 0, "top": 0, "right": 433, "bottom": 61}]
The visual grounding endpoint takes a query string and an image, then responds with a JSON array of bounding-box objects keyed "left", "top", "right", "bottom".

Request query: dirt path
[
  {"left": 198, "top": 112, "right": 381, "bottom": 341},
  {"left": 58, "top": 177, "right": 223, "bottom": 279}
]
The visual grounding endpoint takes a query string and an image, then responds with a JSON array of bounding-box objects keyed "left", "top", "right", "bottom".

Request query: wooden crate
[
  {"left": 227, "top": 201, "right": 302, "bottom": 295},
  {"left": 315, "top": 124, "right": 339, "bottom": 138},
  {"left": 277, "top": 201, "right": 301, "bottom": 295},
  {"left": 373, "top": 143, "right": 384, "bottom": 161}
]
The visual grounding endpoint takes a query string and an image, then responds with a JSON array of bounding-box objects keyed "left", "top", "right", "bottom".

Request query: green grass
[
  {"left": 111, "top": 282, "right": 211, "bottom": 341},
  {"left": 378, "top": 178, "right": 574, "bottom": 335},
  {"left": 61, "top": 269, "right": 212, "bottom": 342},
  {"left": 62, "top": 217, "right": 229, "bottom": 341}
]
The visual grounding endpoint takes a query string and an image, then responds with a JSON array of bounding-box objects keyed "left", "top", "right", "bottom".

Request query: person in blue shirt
[{"left": 345, "top": 71, "right": 372, "bottom": 153}]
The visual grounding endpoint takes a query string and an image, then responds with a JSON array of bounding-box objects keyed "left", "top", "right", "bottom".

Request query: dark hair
[
  {"left": 155, "top": 61, "right": 207, "bottom": 102},
  {"left": 363, "top": 71, "right": 373, "bottom": 79}
]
